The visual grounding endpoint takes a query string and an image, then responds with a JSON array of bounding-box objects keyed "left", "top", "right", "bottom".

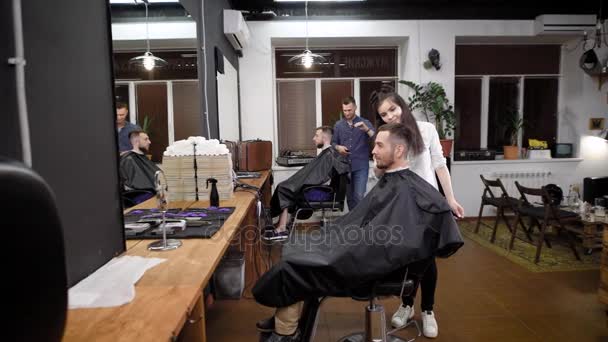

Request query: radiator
[{"left": 487, "top": 170, "right": 554, "bottom": 198}]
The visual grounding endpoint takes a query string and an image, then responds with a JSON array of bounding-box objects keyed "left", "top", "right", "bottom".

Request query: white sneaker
[
  {"left": 391, "top": 304, "right": 414, "bottom": 328},
  {"left": 421, "top": 310, "right": 438, "bottom": 338}
]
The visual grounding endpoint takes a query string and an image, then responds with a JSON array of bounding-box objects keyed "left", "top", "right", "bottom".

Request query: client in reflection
[
  {"left": 119, "top": 130, "right": 161, "bottom": 206},
  {"left": 254, "top": 123, "right": 464, "bottom": 342},
  {"left": 265, "top": 126, "right": 350, "bottom": 241}
]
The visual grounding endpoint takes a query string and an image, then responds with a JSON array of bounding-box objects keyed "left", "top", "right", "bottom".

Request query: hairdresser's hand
[
  {"left": 336, "top": 145, "right": 351, "bottom": 156},
  {"left": 448, "top": 198, "right": 465, "bottom": 219}
]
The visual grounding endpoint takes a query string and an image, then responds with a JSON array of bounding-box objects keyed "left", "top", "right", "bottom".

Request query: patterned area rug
[{"left": 459, "top": 219, "right": 600, "bottom": 272}]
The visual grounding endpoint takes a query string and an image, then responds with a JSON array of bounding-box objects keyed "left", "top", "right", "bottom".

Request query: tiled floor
[{"left": 205, "top": 232, "right": 608, "bottom": 341}]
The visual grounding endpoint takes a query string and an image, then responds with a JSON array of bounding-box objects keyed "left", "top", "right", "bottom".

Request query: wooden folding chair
[
  {"left": 509, "top": 181, "right": 582, "bottom": 264},
  {"left": 475, "top": 175, "right": 531, "bottom": 243}
]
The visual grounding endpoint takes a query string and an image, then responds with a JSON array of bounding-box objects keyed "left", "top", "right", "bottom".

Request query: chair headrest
[{"left": 0, "top": 159, "right": 68, "bottom": 342}]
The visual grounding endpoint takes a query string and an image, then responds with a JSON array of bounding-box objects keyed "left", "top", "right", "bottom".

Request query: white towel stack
[{"left": 161, "top": 137, "right": 234, "bottom": 201}]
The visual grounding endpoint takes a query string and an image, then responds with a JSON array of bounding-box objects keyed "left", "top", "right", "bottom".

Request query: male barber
[
  {"left": 265, "top": 126, "right": 348, "bottom": 241},
  {"left": 332, "top": 96, "right": 374, "bottom": 210},
  {"left": 254, "top": 123, "right": 463, "bottom": 341},
  {"left": 120, "top": 130, "right": 160, "bottom": 195},
  {"left": 116, "top": 102, "right": 141, "bottom": 152}
]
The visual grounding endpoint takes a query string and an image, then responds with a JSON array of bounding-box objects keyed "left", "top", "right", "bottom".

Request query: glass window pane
[
  {"left": 487, "top": 77, "right": 520, "bottom": 152},
  {"left": 454, "top": 78, "right": 482, "bottom": 150},
  {"left": 136, "top": 83, "right": 168, "bottom": 163},
  {"left": 173, "top": 81, "right": 203, "bottom": 141},
  {"left": 523, "top": 77, "right": 558, "bottom": 147},
  {"left": 321, "top": 80, "right": 354, "bottom": 127},
  {"left": 114, "top": 84, "right": 129, "bottom": 105},
  {"left": 277, "top": 80, "right": 317, "bottom": 155}
]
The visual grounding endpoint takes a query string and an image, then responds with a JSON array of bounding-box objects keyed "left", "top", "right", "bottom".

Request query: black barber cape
[
  {"left": 254, "top": 168, "right": 463, "bottom": 308},
  {"left": 270, "top": 147, "right": 350, "bottom": 217},
  {"left": 119, "top": 151, "right": 161, "bottom": 192}
]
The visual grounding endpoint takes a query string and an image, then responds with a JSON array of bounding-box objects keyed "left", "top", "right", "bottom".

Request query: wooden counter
[{"left": 64, "top": 171, "right": 271, "bottom": 342}]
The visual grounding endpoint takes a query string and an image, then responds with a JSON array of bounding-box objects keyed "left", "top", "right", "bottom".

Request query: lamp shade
[
  {"left": 129, "top": 51, "right": 168, "bottom": 71},
  {"left": 128, "top": 0, "right": 168, "bottom": 71}
]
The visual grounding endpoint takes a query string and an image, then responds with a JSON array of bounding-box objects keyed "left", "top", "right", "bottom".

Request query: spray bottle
[{"left": 206, "top": 178, "right": 219, "bottom": 207}]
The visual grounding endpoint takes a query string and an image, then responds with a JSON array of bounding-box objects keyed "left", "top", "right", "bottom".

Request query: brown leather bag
[{"left": 238, "top": 140, "right": 272, "bottom": 171}]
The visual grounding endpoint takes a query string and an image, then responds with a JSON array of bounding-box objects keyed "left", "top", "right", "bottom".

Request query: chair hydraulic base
[{"left": 337, "top": 300, "right": 420, "bottom": 342}]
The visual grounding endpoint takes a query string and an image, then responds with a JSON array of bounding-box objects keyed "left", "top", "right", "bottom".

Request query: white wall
[
  {"left": 239, "top": 19, "right": 608, "bottom": 217},
  {"left": 559, "top": 42, "right": 608, "bottom": 176},
  {"left": 217, "top": 56, "right": 240, "bottom": 140},
  {"left": 451, "top": 159, "right": 585, "bottom": 217},
  {"left": 111, "top": 21, "right": 197, "bottom": 40}
]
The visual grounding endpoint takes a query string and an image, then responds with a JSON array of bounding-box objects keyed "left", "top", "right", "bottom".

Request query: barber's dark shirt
[
  {"left": 117, "top": 121, "right": 141, "bottom": 152},
  {"left": 332, "top": 116, "right": 374, "bottom": 172}
]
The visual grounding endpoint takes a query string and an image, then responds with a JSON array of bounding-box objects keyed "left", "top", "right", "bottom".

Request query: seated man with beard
[
  {"left": 119, "top": 130, "right": 161, "bottom": 205},
  {"left": 254, "top": 123, "right": 464, "bottom": 341},
  {"left": 265, "top": 126, "right": 350, "bottom": 241}
]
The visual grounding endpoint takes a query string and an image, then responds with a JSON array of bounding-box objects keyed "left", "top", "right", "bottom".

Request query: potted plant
[
  {"left": 400, "top": 80, "right": 456, "bottom": 157},
  {"left": 502, "top": 109, "right": 524, "bottom": 160}
]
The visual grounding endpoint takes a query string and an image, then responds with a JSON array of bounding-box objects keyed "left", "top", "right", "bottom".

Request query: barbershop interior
[{"left": 3, "top": 0, "right": 608, "bottom": 341}]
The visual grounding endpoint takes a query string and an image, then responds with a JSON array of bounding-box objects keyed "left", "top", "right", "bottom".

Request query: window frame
[
  {"left": 274, "top": 77, "right": 397, "bottom": 152},
  {"left": 455, "top": 73, "right": 561, "bottom": 152},
  {"left": 115, "top": 79, "right": 198, "bottom": 146}
]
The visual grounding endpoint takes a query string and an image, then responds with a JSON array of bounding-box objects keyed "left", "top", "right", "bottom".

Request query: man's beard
[
  {"left": 316, "top": 143, "right": 324, "bottom": 149},
  {"left": 376, "top": 148, "right": 396, "bottom": 169},
  {"left": 375, "top": 155, "right": 394, "bottom": 169},
  {"left": 139, "top": 146, "right": 149, "bottom": 153}
]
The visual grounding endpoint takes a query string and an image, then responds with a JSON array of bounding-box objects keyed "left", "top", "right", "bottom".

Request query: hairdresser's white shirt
[{"left": 409, "top": 121, "right": 447, "bottom": 190}]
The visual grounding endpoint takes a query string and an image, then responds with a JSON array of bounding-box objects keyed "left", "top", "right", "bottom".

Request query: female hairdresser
[{"left": 371, "top": 86, "right": 464, "bottom": 338}]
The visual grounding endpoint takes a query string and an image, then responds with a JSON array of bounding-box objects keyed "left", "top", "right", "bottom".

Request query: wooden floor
[{"left": 205, "top": 233, "right": 608, "bottom": 342}]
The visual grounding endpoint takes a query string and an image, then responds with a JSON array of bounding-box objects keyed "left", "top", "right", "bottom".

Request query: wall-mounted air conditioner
[
  {"left": 224, "top": 10, "right": 250, "bottom": 52},
  {"left": 534, "top": 14, "right": 597, "bottom": 35}
]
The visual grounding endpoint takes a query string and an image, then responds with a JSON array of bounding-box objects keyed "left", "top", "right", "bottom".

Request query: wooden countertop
[{"left": 64, "top": 171, "right": 270, "bottom": 342}]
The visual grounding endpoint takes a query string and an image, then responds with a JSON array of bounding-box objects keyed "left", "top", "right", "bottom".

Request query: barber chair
[
  {"left": 291, "top": 173, "right": 348, "bottom": 230},
  {"left": 1, "top": 159, "right": 68, "bottom": 341},
  {"left": 297, "top": 270, "right": 421, "bottom": 342}
]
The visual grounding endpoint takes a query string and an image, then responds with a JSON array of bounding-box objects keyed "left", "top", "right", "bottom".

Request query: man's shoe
[
  {"left": 421, "top": 310, "right": 438, "bottom": 338},
  {"left": 263, "top": 229, "right": 289, "bottom": 241},
  {"left": 261, "top": 330, "right": 300, "bottom": 342},
  {"left": 256, "top": 316, "right": 275, "bottom": 333},
  {"left": 391, "top": 304, "right": 414, "bottom": 328}
]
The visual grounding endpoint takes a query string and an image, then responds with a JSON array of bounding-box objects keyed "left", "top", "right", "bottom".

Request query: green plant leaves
[
  {"left": 399, "top": 80, "right": 456, "bottom": 139},
  {"left": 141, "top": 115, "right": 153, "bottom": 135}
]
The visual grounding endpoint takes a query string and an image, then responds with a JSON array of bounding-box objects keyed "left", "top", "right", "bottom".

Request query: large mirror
[{"left": 110, "top": 0, "right": 201, "bottom": 163}]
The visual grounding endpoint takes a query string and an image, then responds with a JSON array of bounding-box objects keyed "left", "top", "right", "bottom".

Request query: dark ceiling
[{"left": 228, "top": 0, "right": 606, "bottom": 21}]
